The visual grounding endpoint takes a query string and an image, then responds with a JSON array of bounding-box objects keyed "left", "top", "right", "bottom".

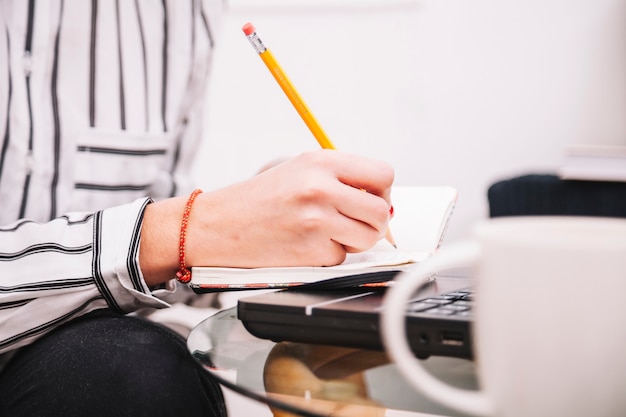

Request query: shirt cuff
[{"left": 92, "top": 198, "right": 174, "bottom": 313}]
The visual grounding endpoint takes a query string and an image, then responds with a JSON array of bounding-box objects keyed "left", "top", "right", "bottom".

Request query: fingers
[
  {"left": 328, "top": 184, "right": 391, "bottom": 251},
  {"left": 326, "top": 150, "right": 395, "bottom": 203},
  {"left": 289, "top": 150, "right": 394, "bottom": 252}
]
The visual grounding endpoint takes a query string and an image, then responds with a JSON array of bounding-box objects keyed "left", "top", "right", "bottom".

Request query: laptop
[{"left": 237, "top": 269, "right": 473, "bottom": 360}]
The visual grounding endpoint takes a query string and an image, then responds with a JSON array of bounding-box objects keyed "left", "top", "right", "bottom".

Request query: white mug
[{"left": 381, "top": 216, "right": 626, "bottom": 417}]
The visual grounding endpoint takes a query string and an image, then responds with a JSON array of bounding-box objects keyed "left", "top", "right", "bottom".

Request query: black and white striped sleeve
[
  {"left": 0, "top": 0, "right": 224, "bottom": 359},
  {"left": 0, "top": 197, "right": 173, "bottom": 355}
]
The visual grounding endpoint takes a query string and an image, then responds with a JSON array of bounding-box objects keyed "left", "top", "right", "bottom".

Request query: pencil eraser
[{"left": 242, "top": 22, "right": 255, "bottom": 36}]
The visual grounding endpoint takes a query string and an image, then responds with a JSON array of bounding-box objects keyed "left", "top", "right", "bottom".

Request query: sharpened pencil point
[{"left": 385, "top": 228, "right": 397, "bottom": 249}]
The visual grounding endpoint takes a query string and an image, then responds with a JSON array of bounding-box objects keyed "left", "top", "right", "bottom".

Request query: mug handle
[{"left": 381, "top": 242, "right": 494, "bottom": 417}]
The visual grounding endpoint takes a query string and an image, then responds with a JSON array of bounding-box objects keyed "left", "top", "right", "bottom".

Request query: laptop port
[{"left": 440, "top": 331, "right": 464, "bottom": 347}]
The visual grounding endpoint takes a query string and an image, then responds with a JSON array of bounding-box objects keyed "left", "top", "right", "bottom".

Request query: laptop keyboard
[{"left": 406, "top": 289, "right": 474, "bottom": 318}]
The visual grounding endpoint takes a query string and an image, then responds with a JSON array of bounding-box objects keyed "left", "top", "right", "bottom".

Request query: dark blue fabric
[
  {"left": 0, "top": 310, "right": 227, "bottom": 417},
  {"left": 488, "top": 174, "right": 626, "bottom": 218}
]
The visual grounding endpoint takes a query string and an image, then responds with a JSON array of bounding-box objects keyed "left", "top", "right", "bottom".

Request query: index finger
[{"left": 327, "top": 150, "right": 395, "bottom": 203}]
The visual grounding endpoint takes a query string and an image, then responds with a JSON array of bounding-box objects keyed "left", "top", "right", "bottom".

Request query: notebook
[
  {"left": 190, "top": 186, "right": 458, "bottom": 292},
  {"left": 237, "top": 269, "right": 473, "bottom": 359}
]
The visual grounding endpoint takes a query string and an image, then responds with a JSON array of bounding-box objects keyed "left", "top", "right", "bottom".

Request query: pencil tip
[{"left": 385, "top": 228, "right": 397, "bottom": 249}]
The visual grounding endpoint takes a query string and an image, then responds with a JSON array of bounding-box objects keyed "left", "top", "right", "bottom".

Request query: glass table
[{"left": 188, "top": 306, "right": 479, "bottom": 417}]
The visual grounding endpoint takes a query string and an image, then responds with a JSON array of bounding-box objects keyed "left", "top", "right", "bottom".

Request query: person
[{"left": 0, "top": 1, "right": 394, "bottom": 416}]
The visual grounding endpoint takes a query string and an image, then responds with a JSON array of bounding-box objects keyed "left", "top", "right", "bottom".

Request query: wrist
[{"left": 139, "top": 196, "right": 187, "bottom": 287}]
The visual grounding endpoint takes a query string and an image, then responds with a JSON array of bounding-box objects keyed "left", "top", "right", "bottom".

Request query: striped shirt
[{"left": 0, "top": 0, "right": 223, "bottom": 362}]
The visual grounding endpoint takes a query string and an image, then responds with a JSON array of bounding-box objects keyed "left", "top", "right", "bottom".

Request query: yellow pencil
[{"left": 242, "top": 22, "right": 396, "bottom": 248}]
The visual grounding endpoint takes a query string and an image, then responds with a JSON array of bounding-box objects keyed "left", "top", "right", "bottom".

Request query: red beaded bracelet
[{"left": 175, "top": 189, "right": 203, "bottom": 283}]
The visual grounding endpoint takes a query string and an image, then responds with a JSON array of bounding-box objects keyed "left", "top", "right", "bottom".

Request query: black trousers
[{"left": 0, "top": 310, "right": 227, "bottom": 417}]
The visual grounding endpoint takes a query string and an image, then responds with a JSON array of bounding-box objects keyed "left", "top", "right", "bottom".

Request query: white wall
[{"left": 192, "top": 0, "right": 626, "bottom": 242}]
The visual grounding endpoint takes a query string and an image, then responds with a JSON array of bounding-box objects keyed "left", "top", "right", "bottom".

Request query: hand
[{"left": 140, "top": 150, "right": 394, "bottom": 286}]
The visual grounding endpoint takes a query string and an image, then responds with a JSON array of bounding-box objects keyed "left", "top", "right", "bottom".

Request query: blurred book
[{"left": 558, "top": 144, "right": 626, "bottom": 182}]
